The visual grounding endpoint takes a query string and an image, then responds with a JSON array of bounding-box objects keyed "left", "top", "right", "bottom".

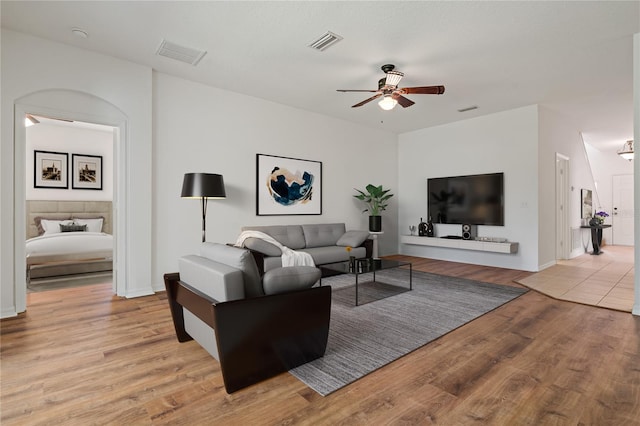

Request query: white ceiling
[{"left": 2, "top": 1, "right": 638, "bottom": 152}]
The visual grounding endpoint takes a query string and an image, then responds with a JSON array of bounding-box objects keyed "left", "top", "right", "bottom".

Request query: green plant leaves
[{"left": 353, "top": 184, "right": 394, "bottom": 216}]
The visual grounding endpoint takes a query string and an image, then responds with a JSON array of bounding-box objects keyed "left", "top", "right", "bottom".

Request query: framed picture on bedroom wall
[
  {"left": 256, "top": 153, "right": 322, "bottom": 215},
  {"left": 72, "top": 153, "right": 103, "bottom": 190},
  {"left": 34, "top": 150, "right": 68, "bottom": 189}
]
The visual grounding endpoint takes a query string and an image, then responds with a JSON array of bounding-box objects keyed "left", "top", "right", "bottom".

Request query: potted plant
[{"left": 354, "top": 184, "right": 394, "bottom": 232}]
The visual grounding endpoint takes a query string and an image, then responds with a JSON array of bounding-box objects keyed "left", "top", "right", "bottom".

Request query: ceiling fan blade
[
  {"left": 400, "top": 85, "right": 445, "bottom": 95},
  {"left": 352, "top": 93, "right": 382, "bottom": 108},
  {"left": 392, "top": 93, "right": 415, "bottom": 108},
  {"left": 337, "top": 89, "right": 379, "bottom": 93}
]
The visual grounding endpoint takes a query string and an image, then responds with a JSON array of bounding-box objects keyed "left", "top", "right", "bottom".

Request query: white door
[
  {"left": 556, "top": 154, "right": 570, "bottom": 259},
  {"left": 612, "top": 174, "right": 634, "bottom": 246}
]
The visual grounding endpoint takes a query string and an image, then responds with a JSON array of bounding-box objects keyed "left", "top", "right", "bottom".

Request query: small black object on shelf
[
  {"left": 426, "top": 216, "right": 434, "bottom": 237},
  {"left": 418, "top": 217, "right": 427, "bottom": 236}
]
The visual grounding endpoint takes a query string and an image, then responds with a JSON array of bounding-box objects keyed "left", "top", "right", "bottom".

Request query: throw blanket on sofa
[{"left": 234, "top": 230, "right": 315, "bottom": 267}]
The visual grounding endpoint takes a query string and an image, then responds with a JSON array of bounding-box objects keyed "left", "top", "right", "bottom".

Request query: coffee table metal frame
[{"left": 320, "top": 258, "right": 412, "bottom": 306}]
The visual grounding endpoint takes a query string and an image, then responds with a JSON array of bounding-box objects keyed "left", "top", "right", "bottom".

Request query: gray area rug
[{"left": 290, "top": 268, "right": 527, "bottom": 396}]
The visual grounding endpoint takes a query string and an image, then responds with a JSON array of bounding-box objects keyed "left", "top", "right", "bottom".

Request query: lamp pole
[{"left": 200, "top": 196, "right": 208, "bottom": 243}]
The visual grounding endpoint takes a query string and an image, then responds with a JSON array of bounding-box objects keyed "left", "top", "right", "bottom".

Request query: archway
[{"left": 13, "top": 89, "right": 128, "bottom": 313}]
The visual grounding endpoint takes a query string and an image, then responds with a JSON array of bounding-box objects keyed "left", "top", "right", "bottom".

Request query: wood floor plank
[{"left": 2, "top": 256, "right": 639, "bottom": 425}]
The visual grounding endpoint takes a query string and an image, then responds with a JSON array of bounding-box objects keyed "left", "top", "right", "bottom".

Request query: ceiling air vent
[
  {"left": 156, "top": 39, "right": 207, "bottom": 66},
  {"left": 308, "top": 31, "right": 343, "bottom": 51},
  {"left": 457, "top": 105, "right": 478, "bottom": 113}
]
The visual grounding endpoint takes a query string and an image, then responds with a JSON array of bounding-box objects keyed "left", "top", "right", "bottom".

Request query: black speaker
[{"left": 462, "top": 224, "right": 476, "bottom": 240}]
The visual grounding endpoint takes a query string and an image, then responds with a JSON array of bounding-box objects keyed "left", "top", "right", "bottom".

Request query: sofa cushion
[
  {"left": 336, "top": 230, "right": 370, "bottom": 247},
  {"left": 262, "top": 266, "right": 321, "bottom": 295},
  {"left": 242, "top": 225, "right": 306, "bottom": 249},
  {"left": 199, "top": 243, "right": 264, "bottom": 298},
  {"left": 243, "top": 237, "right": 282, "bottom": 257},
  {"left": 301, "top": 246, "right": 367, "bottom": 265},
  {"left": 302, "top": 223, "right": 345, "bottom": 248}
]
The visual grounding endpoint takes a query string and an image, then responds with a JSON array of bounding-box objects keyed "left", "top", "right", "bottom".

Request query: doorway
[
  {"left": 25, "top": 115, "right": 116, "bottom": 293},
  {"left": 13, "top": 89, "right": 129, "bottom": 314},
  {"left": 612, "top": 174, "right": 634, "bottom": 246}
]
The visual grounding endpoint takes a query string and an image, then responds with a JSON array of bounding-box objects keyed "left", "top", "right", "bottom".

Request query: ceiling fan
[{"left": 337, "top": 64, "right": 445, "bottom": 110}]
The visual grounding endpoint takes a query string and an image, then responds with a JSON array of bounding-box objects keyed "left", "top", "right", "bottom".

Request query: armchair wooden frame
[{"left": 164, "top": 272, "right": 331, "bottom": 393}]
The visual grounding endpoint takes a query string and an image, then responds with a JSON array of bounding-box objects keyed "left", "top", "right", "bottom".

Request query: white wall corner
[{"left": 633, "top": 33, "right": 640, "bottom": 317}]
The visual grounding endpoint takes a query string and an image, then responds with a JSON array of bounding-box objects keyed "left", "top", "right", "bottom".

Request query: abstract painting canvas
[{"left": 256, "top": 154, "right": 322, "bottom": 215}]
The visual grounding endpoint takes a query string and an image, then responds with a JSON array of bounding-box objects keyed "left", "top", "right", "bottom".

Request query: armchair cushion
[
  {"left": 262, "top": 266, "right": 321, "bottom": 295},
  {"left": 199, "top": 242, "right": 264, "bottom": 298},
  {"left": 336, "top": 230, "right": 370, "bottom": 247}
]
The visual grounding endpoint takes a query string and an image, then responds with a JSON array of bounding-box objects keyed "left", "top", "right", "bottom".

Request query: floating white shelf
[{"left": 400, "top": 235, "right": 518, "bottom": 254}]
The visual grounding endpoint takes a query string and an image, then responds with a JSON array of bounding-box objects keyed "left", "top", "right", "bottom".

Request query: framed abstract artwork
[
  {"left": 581, "top": 189, "right": 593, "bottom": 219},
  {"left": 256, "top": 153, "right": 322, "bottom": 215},
  {"left": 72, "top": 153, "right": 103, "bottom": 190},
  {"left": 34, "top": 150, "right": 68, "bottom": 189}
]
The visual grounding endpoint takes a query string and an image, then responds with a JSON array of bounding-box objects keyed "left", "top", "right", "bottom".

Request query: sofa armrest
[{"left": 362, "top": 238, "right": 373, "bottom": 258}]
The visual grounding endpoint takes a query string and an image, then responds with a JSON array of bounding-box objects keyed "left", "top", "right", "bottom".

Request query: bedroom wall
[
  {"left": 26, "top": 122, "right": 114, "bottom": 201},
  {"left": 397, "top": 105, "right": 540, "bottom": 272},
  {"left": 152, "top": 72, "right": 399, "bottom": 291}
]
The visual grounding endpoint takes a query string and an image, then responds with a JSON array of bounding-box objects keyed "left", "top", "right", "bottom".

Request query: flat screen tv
[{"left": 428, "top": 172, "right": 504, "bottom": 226}]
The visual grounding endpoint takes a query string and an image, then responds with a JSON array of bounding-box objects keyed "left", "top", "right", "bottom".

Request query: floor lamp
[{"left": 181, "top": 173, "right": 226, "bottom": 242}]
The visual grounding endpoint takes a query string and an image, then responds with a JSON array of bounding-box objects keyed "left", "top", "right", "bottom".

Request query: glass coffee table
[{"left": 320, "top": 258, "right": 412, "bottom": 306}]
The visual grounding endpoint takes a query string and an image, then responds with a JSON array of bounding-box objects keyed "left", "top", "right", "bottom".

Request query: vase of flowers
[
  {"left": 346, "top": 246, "right": 355, "bottom": 271},
  {"left": 592, "top": 210, "right": 609, "bottom": 225}
]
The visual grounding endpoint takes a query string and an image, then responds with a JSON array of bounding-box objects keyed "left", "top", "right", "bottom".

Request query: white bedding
[{"left": 26, "top": 232, "right": 113, "bottom": 266}]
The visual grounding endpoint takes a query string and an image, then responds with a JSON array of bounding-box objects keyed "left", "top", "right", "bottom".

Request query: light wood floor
[
  {"left": 2, "top": 257, "right": 640, "bottom": 425},
  {"left": 516, "top": 245, "right": 635, "bottom": 312}
]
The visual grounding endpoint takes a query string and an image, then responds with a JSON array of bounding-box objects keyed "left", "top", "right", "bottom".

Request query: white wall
[
  {"left": 633, "top": 32, "right": 639, "bottom": 317},
  {"left": 537, "top": 106, "right": 602, "bottom": 263},
  {"left": 1, "top": 29, "right": 153, "bottom": 317},
  {"left": 152, "top": 72, "right": 398, "bottom": 290},
  {"left": 26, "top": 122, "right": 114, "bottom": 201},
  {"left": 398, "top": 105, "right": 540, "bottom": 271}
]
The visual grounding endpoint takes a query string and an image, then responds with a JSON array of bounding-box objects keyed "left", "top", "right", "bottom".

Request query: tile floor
[{"left": 516, "top": 245, "right": 635, "bottom": 312}]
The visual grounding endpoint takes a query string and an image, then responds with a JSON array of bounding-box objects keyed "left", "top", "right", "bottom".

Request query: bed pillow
[
  {"left": 60, "top": 224, "right": 88, "bottom": 232},
  {"left": 40, "top": 219, "right": 74, "bottom": 235},
  {"left": 73, "top": 218, "right": 104, "bottom": 233},
  {"left": 34, "top": 215, "right": 71, "bottom": 235}
]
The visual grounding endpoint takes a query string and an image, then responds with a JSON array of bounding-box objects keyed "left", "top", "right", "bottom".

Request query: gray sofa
[
  {"left": 239, "top": 223, "right": 372, "bottom": 272},
  {"left": 165, "top": 242, "right": 330, "bottom": 393}
]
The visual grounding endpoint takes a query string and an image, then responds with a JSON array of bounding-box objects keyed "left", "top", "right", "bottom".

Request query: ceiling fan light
[
  {"left": 378, "top": 95, "right": 397, "bottom": 111},
  {"left": 385, "top": 71, "right": 403, "bottom": 87},
  {"left": 617, "top": 140, "right": 634, "bottom": 161}
]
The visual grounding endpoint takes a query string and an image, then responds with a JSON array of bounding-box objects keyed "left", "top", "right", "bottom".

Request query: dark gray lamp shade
[
  {"left": 181, "top": 173, "right": 226, "bottom": 199},
  {"left": 182, "top": 173, "right": 226, "bottom": 242}
]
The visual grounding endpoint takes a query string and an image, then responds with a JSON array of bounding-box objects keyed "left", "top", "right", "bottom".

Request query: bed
[{"left": 25, "top": 200, "right": 113, "bottom": 283}]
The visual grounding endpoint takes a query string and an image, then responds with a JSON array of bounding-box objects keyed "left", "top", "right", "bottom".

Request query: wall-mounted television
[{"left": 428, "top": 172, "right": 504, "bottom": 226}]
